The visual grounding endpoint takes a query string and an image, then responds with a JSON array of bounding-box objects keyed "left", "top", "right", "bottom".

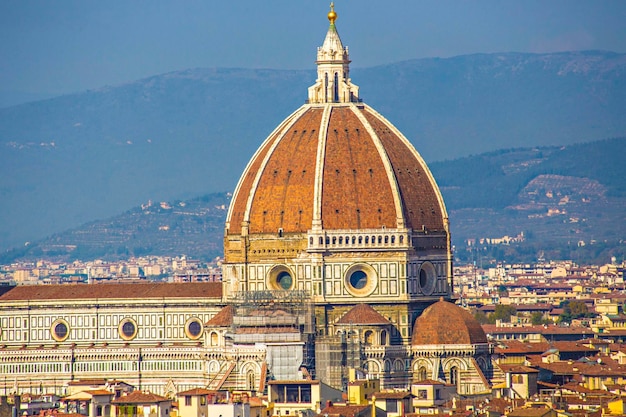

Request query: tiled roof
[
  {"left": 412, "top": 298, "right": 487, "bottom": 345},
  {"left": 493, "top": 340, "right": 599, "bottom": 355},
  {"left": 412, "top": 379, "right": 451, "bottom": 386},
  {"left": 66, "top": 379, "right": 107, "bottom": 386},
  {"left": 335, "top": 304, "right": 390, "bottom": 326},
  {"left": 373, "top": 391, "right": 412, "bottom": 399},
  {"left": 0, "top": 282, "right": 221, "bottom": 301},
  {"left": 318, "top": 404, "right": 371, "bottom": 417},
  {"left": 226, "top": 105, "right": 447, "bottom": 236},
  {"left": 205, "top": 305, "right": 234, "bottom": 326},
  {"left": 497, "top": 364, "right": 539, "bottom": 374},
  {"left": 85, "top": 390, "right": 115, "bottom": 396},
  {"left": 176, "top": 388, "right": 215, "bottom": 396},
  {"left": 268, "top": 380, "right": 319, "bottom": 385},
  {"left": 507, "top": 406, "right": 553, "bottom": 417},
  {"left": 112, "top": 391, "right": 168, "bottom": 404}
]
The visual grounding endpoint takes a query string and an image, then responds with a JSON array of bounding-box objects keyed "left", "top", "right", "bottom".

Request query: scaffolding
[{"left": 229, "top": 290, "right": 316, "bottom": 381}]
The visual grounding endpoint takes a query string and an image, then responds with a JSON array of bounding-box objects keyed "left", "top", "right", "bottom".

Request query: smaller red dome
[{"left": 411, "top": 298, "right": 487, "bottom": 345}]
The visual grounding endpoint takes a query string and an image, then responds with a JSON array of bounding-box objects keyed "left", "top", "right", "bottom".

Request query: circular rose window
[
  {"left": 185, "top": 317, "right": 204, "bottom": 340},
  {"left": 418, "top": 262, "right": 437, "bottom": 296},
  {"left": 267, "top": 265, "right": 295, "bottom": 291},
  {"left": 51, "top": 319, "right": 70, "bottom": 342},
  {"left": 118, "top": 318, "right": 138, "bottom": 341},
  {"left": 344, "top": 264, "right": 378, "bottom": 297}
]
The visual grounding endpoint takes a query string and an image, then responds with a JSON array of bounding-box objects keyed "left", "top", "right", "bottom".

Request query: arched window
[
  {"left": 365, "top": 236, "right": 369, "bottom": 244},
  {"left": 247, "top": 370, "right": 256, "bottom": 391},
  {"left": 210, "top": 332, "right": 218, "bottom": 346},
  {"left": 418, "top": 366, "right": 427, "bottom": 381},
  {"left": 364, "top": 330, "right": 374, "bottom": 345},
  {"left": 450, "top": 366, "right": 459, "bottom": 387},
  {"left": 391, "top": 236, "right": 396, "bottom": 244},
  {"left": 334, "top": 72, "right": 339, "bottom": 102},
  {"left": 380, "top": 330, "right": 387, "bottom": 346}
]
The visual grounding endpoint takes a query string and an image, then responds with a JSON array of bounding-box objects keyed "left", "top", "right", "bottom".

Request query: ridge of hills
[
  {"left": 1, "top": 51, "right": 626, "bottom": 252},
  {"left": 2, "top": 137, "right": 624, "bottom": 266}
]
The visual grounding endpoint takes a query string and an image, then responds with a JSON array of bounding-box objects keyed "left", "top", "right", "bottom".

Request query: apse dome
[{"left": 411, "top": 298, "right": 488, "bottom": 346}]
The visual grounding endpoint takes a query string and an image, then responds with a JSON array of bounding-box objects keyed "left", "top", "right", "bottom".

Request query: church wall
[{"left": 0, "top": 298, "right": 221, "bottom": 347}]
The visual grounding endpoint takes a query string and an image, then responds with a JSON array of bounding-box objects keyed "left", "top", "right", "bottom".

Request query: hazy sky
[{"left": 2, "top": 0, "right": 626, "bottom": 96}]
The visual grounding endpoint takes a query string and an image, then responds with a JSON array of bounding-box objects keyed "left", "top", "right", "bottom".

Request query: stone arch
[
  {"left": 393, "top": 359, "right": 404, "bottom": 372},
  {"left": 364, "top": 360, "right": 381, "bottom": 373},
  {"left": 475, "top": 355, "right": 489, "bottom": 373},
  {"left": 442, "top": 357, "right": 467, "bottom": 372},
  {"left": 241, "top": 361, "right": 261, "bottom": 392},
  {"left": 383, "top": 359, "right": 392, "bottom": 373}
]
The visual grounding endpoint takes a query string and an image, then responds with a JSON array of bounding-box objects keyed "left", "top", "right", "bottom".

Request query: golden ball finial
[{"left": 328, "top": 2, "right": 337, "bottom": 24}]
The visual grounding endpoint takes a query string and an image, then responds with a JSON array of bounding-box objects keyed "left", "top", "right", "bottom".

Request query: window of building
[
  {"left": 386, "top": 400, "right": 397, "bottom": 413},
  {"left": 450, "top": 366, "right": 459, "bottom": 387},
  {"left": 185, "top": 396, "right": 192, "bottom": 406}
]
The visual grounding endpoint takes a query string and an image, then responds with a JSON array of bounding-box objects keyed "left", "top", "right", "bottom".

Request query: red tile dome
[
  {"left": 225, "top": 104, "right": 447, "bottom": 235},
  {"left": 411, "top": 298, "right": 488, "bottom": 346}
]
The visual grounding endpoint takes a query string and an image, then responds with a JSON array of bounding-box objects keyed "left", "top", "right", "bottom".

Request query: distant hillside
[
  {"left": 2, "top": 138, "right": 624, "bottom": 265},
  {"left": 1, "top": 51, "right": 626, "bottom": 250},
  {"left": 430, "top": 137, "right": 626, "bottom": 263},
  {"left": 1, "top": 193, "right": 230, "bottom": 263}
]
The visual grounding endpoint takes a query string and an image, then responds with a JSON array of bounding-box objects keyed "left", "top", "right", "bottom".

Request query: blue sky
[{"left": 1, "top": 0, "right": 626, "bottom": 97}]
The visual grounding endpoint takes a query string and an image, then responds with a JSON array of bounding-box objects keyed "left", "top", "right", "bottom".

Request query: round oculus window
[
  {"left": 185, "top": 318, "right": 203, "bottom": 340},
  {"left": 118, "top": 318, "right": 138, "bottom": 341},
  {"left": 276, "top": 271, "right": 293, "bottom": 290},
  {"left": 344, "top": 264, "right": 378, "bottom": 297},
  {"left": 268, "top": 265, "right": 295, "bottom": 291},
  {"left": 51, "top": 319, "right": 70, "bottom": 342},
  {"left": 418, "top": 262, "right": 437, "bottom": 296},
  {"left": 349, "top": 270, "right": 368, "bottom": 289}
]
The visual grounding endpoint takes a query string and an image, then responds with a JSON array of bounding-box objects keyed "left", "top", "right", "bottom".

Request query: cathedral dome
[
  {"left": 225, "top": 9, "right": 447, "bottom": 238},
  {"left": 411, "top": 298, "right": 488, "bottom": 346},
  {"left": 225, "top": 104, "right": 447, "bottom": 235},
  {"left": 222, "top": 6, "right": 452, "bottom": 307}
]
